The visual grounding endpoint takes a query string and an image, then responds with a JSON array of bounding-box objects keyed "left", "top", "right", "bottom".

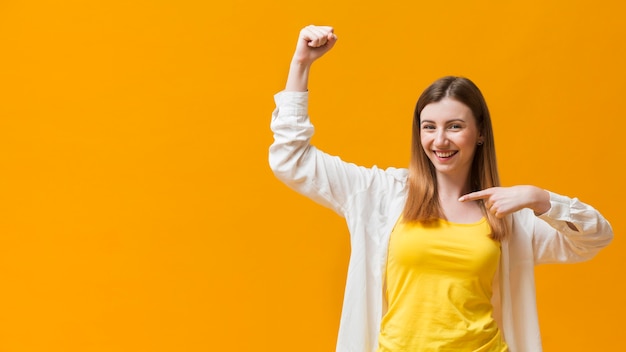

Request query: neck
[
  {"left": 435, "top": 172, "right": 483, "bottom": 223},
  {"left": 436, "top": 172, "right": 472, "bottom": 201}
]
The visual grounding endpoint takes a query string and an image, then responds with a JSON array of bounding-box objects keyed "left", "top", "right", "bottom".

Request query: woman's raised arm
[{"left": 285, "top": 25, "right": 337, "bottom": 92}]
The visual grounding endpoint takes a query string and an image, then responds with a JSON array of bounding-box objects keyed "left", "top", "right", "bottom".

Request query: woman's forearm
[{"left": 285, "top": 61, "right": 311, "bottom": 92}]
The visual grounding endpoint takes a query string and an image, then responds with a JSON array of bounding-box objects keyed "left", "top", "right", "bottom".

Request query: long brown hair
[{"left": 402, "top": 76, "right": 508, "bottom": 241}]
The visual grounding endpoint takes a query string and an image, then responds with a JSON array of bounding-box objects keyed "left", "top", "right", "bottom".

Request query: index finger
[
  {"left": 458, "top": 189, "right": 491, "bottom": 202},
  {"left": 302, "top": 25, "right": 334, "bottom": 45}
]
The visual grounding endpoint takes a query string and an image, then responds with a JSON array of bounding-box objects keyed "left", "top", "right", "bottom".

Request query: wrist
[
  {"left": 532, "top": 187, "right": 551, "bottom": 215},
  {"left": 290, "top": 57, "right": 313, "bottom": 69}
]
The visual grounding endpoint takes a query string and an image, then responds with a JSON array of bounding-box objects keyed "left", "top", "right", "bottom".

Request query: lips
[{"left": 434, "top": 150, "right": 458, "bottom": 158}]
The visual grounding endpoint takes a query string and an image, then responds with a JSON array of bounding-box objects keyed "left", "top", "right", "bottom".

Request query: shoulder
[
  {"left": 382, "top": 166, "right": 408, "bottom": 181},
  {"left": 506, "top": 209, "right": 541, "bottom": 246},
  {"left": 345, "top": 165, "right": 407, "bottom": 199},
  {"left": 364, "top": 166, "right": 409, "bottom": 201},
  {"left": 373, "top": 166, "right": 409, "bottom": 191}
]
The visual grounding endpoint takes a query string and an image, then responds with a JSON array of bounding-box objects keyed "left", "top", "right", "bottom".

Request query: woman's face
[{"left": 420, "top": 97, "right": 483, "bottom": 180}]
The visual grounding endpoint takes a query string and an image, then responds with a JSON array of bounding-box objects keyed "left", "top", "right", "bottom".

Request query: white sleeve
[
  {"left": 268, "top": 91, "right": 395, "bottom": 217},
  {"left": 532, "top": 191, "right": 613, "bottom": 264}
]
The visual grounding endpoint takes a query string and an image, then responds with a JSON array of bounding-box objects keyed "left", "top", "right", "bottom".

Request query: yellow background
[{"left": 0, "top": 0, "right": 624, "bottom": 351}]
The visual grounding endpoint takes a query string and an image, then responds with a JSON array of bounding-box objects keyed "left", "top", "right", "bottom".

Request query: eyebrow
[{"left": 421, "top": 119, "right": 466, "bottom": 124}]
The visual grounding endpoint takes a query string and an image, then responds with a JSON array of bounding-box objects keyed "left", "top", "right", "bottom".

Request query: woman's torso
[{"left": 377, "top": 218, "right": 508, "bottom": 352}]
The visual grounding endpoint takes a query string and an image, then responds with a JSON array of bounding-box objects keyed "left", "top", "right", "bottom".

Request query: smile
[{"left": 434, "top": 151, "right": 458, "bottom": 158}]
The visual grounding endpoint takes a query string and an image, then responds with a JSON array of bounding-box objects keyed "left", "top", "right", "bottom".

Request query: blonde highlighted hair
[{"left": 402, "top": 76, "right": 508, "bottom": 241}]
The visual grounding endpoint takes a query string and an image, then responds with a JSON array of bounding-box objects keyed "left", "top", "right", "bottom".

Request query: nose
[{"left": 434, "top": 130, "right": 448, "bottom": 147}]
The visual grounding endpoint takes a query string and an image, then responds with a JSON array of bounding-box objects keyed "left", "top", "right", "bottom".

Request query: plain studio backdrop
[{"left": 0, "top": 0, "right": 624, "bottom": 351}]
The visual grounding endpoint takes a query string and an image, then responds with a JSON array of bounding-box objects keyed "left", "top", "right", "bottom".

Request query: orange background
[{"left": 0, "top": 1, "right": 624, "bottom": 351}]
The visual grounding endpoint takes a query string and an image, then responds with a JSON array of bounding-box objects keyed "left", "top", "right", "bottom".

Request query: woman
[{"left": 269, "top": 25, "right": 613, "bottom": 352}]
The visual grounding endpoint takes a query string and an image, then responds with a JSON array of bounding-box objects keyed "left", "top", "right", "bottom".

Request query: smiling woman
[
  {"left": 269, "top": 25, "right": 614, "bottom": 352},
  {"left": 420, "top": 99, "right": 481, "bottom": 174},
  {"left": 407, "top": 78, "right": 494, "bottom": 228}
]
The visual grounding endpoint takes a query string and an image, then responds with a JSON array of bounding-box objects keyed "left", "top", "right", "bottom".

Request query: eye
[
  {"left": 448, "top": 123, "right": 463, "bottom": 130},
  {"left": 421, "top": 124, "right": 436, "bottom": 130}
]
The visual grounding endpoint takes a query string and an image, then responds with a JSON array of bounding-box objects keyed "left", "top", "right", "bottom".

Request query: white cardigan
[{"left": 269, "top": 91, "right": 613, "bottom": 352}]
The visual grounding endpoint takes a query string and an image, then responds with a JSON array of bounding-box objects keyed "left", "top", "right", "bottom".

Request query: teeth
[{"left": 435, "top": 151, "right": 456, "bottom": 158}]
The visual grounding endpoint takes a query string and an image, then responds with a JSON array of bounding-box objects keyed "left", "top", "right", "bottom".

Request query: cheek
[
  {"left": 420, "top": 135, "right": 429, "bottom": 151},
  {"left": 461, "top": 139, "right": 479, "bottom": 159}
]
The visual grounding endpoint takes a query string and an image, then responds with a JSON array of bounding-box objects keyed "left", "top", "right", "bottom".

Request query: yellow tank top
[{"left": 377, "top": 218, "right": 508, "bottom": 352}]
